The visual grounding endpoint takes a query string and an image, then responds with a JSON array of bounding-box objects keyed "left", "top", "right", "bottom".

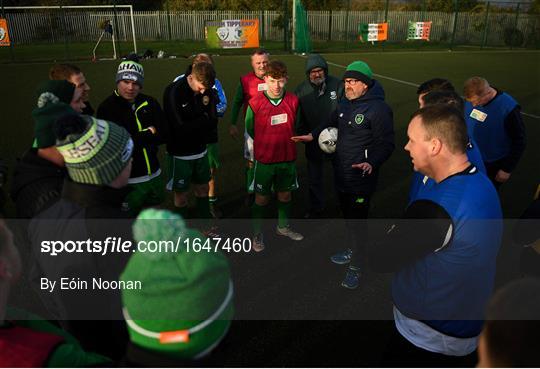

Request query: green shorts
[
  {"left": 252, "top": 161, "right": 299, "bottom": 195},
  {"left": 207, "top": 143, "right": 220, "bottom": 169},
  {"left": 125, "top": 173, "right": 165, "bottom": 215},
  {"left": 167, "top": 154, "right": 210, "bottom": 192}
]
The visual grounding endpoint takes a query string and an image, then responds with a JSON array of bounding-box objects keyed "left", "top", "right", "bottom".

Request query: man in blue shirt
[
  {"left": 370, "top": 104, "right": 502, "bottom": 366},
  {"left": 463, "top": 76, "right": 526, "bottom": 189}
]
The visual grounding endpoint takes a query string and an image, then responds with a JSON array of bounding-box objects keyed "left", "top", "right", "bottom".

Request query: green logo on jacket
[{"left": 355, "top": 114, "right": 364, "bottom": 125}]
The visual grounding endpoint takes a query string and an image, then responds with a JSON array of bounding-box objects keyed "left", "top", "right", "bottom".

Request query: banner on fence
[
  {"left": 359, "top": 23, "right": 388, "bottom": 42},
  {"left": 0, "top": 19, "right": 11, "bottom": 46},
  {"left": 407, "top": 21, "right": 432, "bottom": 41},
  {"left": 205, "top": 19, "right": 259, "bottom": 49}
]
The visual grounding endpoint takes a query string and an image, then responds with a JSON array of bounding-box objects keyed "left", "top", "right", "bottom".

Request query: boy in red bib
[{"left": 245, "top": 60, "right": 303, "bottom": 251}]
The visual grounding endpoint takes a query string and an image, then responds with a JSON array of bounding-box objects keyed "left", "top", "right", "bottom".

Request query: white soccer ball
[{"left": 318, "top": 127, "right": 338, "bottom": 154}]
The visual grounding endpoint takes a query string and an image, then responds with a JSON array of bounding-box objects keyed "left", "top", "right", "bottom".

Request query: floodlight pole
[
  {"left": 260, "top": 0, "right": 265, "bottom": 42},
  {"left": 112, "top": 0, "right": 122, "bottom": 58},
  {"left": 511, "top": 2, "right": 521, "bottom": 50},
  {"left": 450, "top": 0, "right": 459, "bottom": 50},
  {"left": 60, "top": 1, "right": 69, "bottom": 61},
  {"left": 481, "top": 1, "right": 490, "bottom": 48},
  {"left": 166, "top": 0, "right": 172, "bottom": 41},
  {"left": 344, "top": 0, "right": 350, "bottom": 52}
]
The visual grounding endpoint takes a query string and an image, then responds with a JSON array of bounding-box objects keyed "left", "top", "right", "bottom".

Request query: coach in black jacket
[
  {"left": 97, "top": 56, "right": 166, "bottom": 215},
  {"left": 293, "top": 61, "right": 394, "bottom": 289}
]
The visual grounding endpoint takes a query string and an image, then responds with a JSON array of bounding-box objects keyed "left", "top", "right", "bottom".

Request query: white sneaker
[
  {"left": 276, "top": 226, "right": 304, "bottom": 241},
  {"left": 252, "top": 233, "right": 265, "bottom": 252}
]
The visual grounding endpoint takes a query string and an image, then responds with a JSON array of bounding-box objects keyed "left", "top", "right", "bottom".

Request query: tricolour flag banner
[
  {"left": 0, "top": 18, "right": 11, "bottom": 47},
  {"left": 407, "top": 21, "right": 432, "bottom": 41},
  {"left": 205, "top": 19, "right": 259, "bottom": 49},
  {"left": 359, "top": 23, "right": 388, "bottom": 42}
]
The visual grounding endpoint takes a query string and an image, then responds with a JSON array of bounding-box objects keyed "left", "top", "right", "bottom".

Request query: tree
[
  {"left": 425, "top": 0, "right": 479, "bottom": 12},
  {"left": 529, "top": 0, "right": 540, "bottom": 14}
]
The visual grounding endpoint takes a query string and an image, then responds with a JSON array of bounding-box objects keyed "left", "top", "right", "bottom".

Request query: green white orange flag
[
  {"left": 359, "top": 23, "right": 388, "bottom": 42},
  {"left": 407, "top": 21, "right": 432, "bottom": 41}
]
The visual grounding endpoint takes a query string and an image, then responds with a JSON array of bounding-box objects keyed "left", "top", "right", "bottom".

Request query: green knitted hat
[
  {"left": 55, "top": 115, "right": 134, "bottom": 185},
  {"left": 32, "top": 80, "right": 76, "bottom": 148},
  {"left": 343, "top": 61, "right": 373, "bottom": 87},
  {"left": 121, "top": 209, "right": 234, "bottom": 360}
]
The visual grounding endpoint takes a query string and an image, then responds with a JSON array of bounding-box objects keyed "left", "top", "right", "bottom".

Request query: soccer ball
[{"left": 318, "top": 127, "right": 338, "bottom": 154}]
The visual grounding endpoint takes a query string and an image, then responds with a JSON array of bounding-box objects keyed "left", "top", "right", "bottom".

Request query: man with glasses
[
  {"left": 292, "top": 61, "right": 394, "bottom": 289},
  {"left": 294, "top": 54, "right": 344, "bottom": 219},
  {"left": 463, "top": 76, "right": 525, "bottom": 190}
]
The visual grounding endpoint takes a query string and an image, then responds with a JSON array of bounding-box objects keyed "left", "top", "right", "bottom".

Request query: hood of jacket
[{"left": 305, "top": 54, "right": 328, "bottom": 76}]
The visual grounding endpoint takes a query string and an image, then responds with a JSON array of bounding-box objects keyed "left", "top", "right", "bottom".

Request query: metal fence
[
  {"left": 306, "top": 10, "right": 538, "bottom": 47},
  {"left": 3, "top": 8, "right": 539, "bottom": 46},
  {"left": 1, "top": 6, "right": 539, "bottom": 61},
  {"left": 2, "top": 9, "right": 284, "bottom": 44}
]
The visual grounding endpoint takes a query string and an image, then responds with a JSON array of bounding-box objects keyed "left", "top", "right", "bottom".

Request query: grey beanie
[{"left": 116, "top": 60, "right": 144, "bottom": 87}]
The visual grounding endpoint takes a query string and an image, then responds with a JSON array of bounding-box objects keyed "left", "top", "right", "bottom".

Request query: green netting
[{"left": 293, "top": 0, "right": 312, "bottom": 53}]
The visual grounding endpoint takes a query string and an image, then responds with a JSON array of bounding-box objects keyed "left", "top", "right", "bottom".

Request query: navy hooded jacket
[{"left": 313, "top": 80, "right": 394, "bottom": 194}]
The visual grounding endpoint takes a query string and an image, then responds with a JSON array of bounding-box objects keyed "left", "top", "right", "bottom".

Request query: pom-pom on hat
[{"left": 32, "top": 80, "right": 76, "bottom": 148}]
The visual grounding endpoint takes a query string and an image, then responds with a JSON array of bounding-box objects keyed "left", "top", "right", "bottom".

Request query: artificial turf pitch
[
  {"left": 1, "top": 49, "right": 539, "bottom": 366},
  {"left": 1, "top": 49, "right": 538, "bottom": 217}
]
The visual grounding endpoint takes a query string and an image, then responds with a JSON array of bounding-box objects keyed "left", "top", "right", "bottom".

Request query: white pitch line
[
  {"left": 522, "top": 112, "right": 540, "bottom": 119},
  {"left": 317, "top": 58, "right": 540, "bottom": 120},
  {"left": 325, "top": 60, "right": 420, "bottom": 87}
]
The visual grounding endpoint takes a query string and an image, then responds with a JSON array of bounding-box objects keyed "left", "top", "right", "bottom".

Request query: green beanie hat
[
  {"left": 32, "top": 80, "right": 76, "bottom": 148},
  {"left": 121, "top": 209, "right": 234, "bottom": 360},
  {"left": 343, "top": 61, "right": 373, "bottom": 87},
  {"left": 55, "top": 115, "right": 134, "bottom": 185},
  {"left": 116, "top": 59, "right": 144, "bottom": 87}
]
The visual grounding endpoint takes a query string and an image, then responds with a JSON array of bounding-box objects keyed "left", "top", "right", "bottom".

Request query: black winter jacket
[
  {"left": 295, "top": 54, "right": 344, "bottom": 160},
  {"left": 10, "top": 149, "right": 66, "bottom": 218},
  {"left": 313, "top": 80, "right": 395, "bottom": 194},
  {"left": 163, "top": 75, "right": 219, "bottom": 156},
  {"left": 97, "top": 92, "right": 166, "bottom": 179}
]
